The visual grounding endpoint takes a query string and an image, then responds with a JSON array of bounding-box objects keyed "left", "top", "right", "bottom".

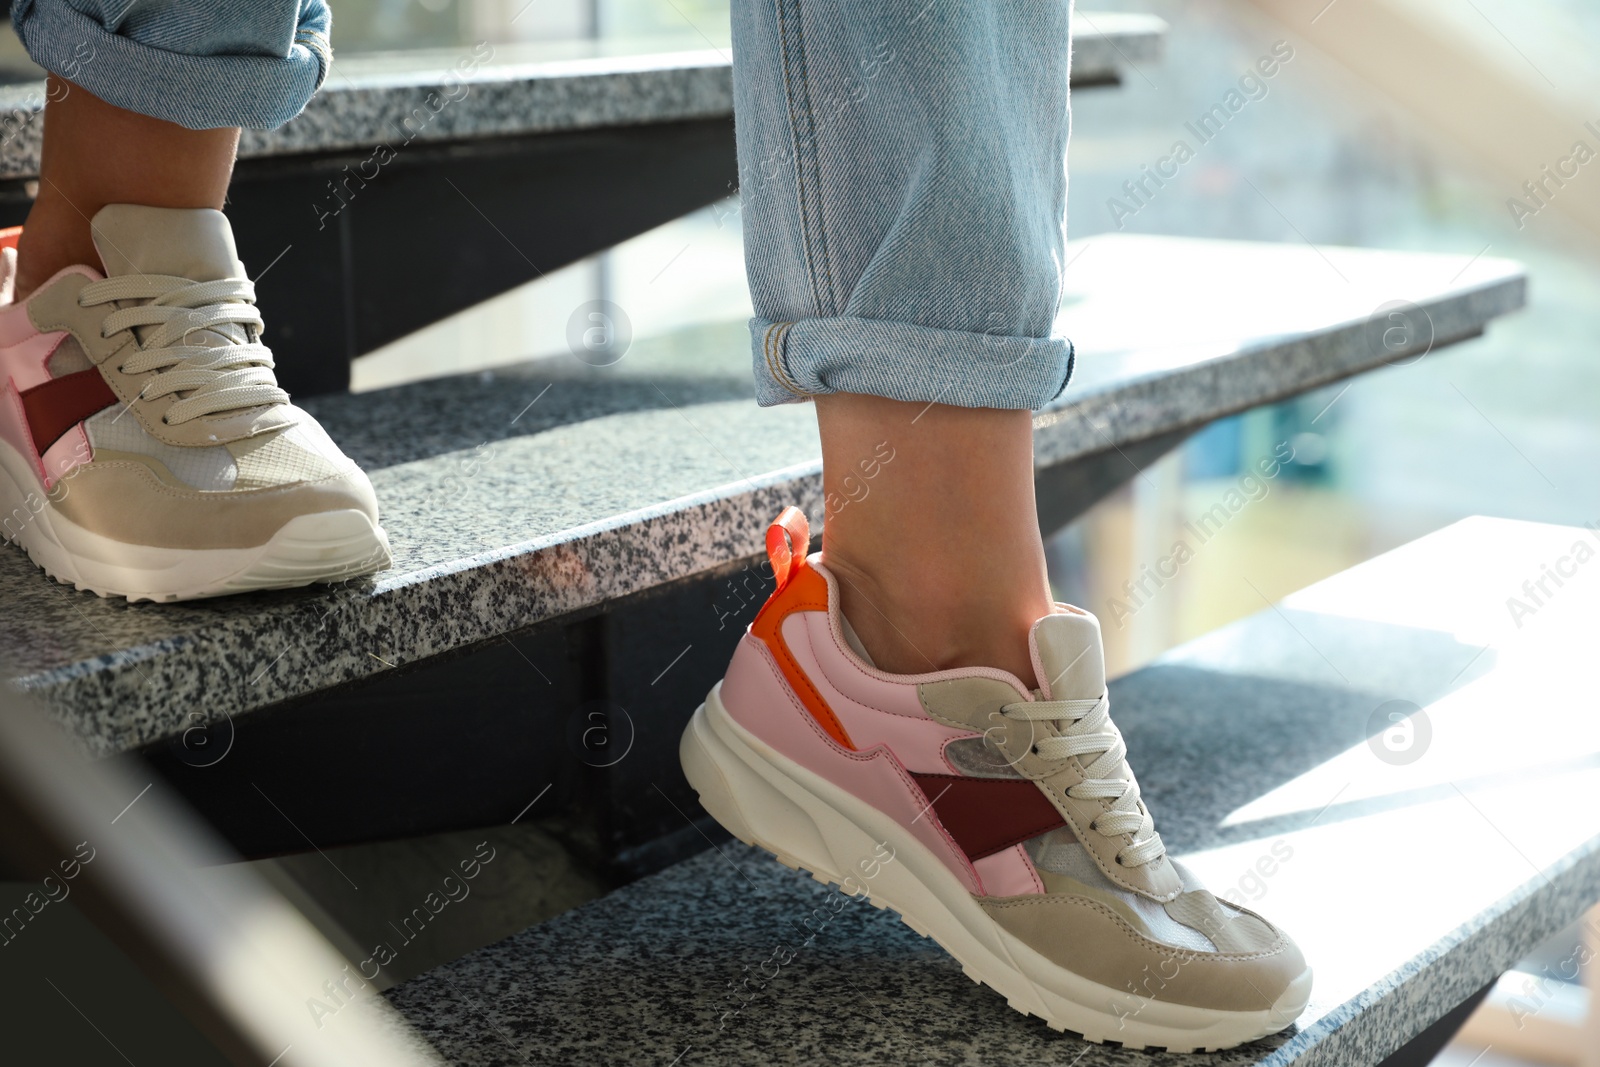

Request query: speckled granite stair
[
  {"left": 385, "top": 515, "right": 1600, "bottom": 1066},
  {"left": 0, "top": 14, "right": 1165, "bottom": 179},
  {"left": 0, "top": 235, "right": 1522, "bottom": 757}
]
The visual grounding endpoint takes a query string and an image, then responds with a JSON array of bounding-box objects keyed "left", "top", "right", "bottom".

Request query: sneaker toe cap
[
  {"left": 980, "top": 891, "right": 1309, "bottom": 1014},
  {"left": 54, "top": 458, "right": 383, "bottom": 552}
]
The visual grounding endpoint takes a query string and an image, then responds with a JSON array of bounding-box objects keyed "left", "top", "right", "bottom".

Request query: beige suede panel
[
  {"left": 51, "top": 460, "right": 379, "bottom": 549},
  {"left": 919, "top": 676, "right": 1023, "bottom": 744},
  {"left": 91, "top": 205, "right": 246, "bottom": 282},
  {"left": 27, "top": 271, "right": 294, "bottom": 448},
  {"left": 919, "top": 676, "right": 1182, "bottom": 902},
  {"left": 29, "top": 272, "right": 132, "bottom": 366},
  {"left": 979, "top": 893, "right": 1306, "bottom": 1012},
  {"left": 1165, "top": 891, "right": 1281, "bottom": 954}
]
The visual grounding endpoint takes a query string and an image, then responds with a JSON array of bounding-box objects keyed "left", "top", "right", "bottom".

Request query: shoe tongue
[
  {"left": 90, "top": 204, "right": 246, "bottom": 282},
  {"left": 1029, "top": 610, "right": 1107, "bottom": 701}
]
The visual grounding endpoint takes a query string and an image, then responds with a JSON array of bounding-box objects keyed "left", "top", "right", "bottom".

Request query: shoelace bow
[
  {"left": 80, "top": 274, "right": 288, "bottom": 425},
  {"left": 1001, "top": 692, "right": 1167, "bottom": 868}
]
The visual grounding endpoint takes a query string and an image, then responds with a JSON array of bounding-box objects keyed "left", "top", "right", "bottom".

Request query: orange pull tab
[
  {"left": 0, "top": 226, "right": 21, "bottom": 254},
  {"left": 765, "top": 506, "right": 811, "bottom": 593}
]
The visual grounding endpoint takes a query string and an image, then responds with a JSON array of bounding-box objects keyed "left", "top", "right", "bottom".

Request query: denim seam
[
  {"left": 761, "top": 321, "right": 781, "bottom": 391},
  {"left": 777, "top": 322, "right": 804, "bottom": 394},
  {"left": 295, "top": 28, "right": 333, "bottom": 93},
  {"left": 754, "top": 316, "right": 1072, "bottom": 409},
  {"left": 772, "top": 0, "right": 834, "bottom": 318},
  {"left": 763, "top": 320, "right": 807, "bottom": 397},
  {"left": 761, "top": 321, "right": 783, "bottom": 393}
]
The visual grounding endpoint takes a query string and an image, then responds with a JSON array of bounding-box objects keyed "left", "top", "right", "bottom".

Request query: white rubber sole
[
  {"left": 0, "top": 440, "right": 391, "bottom": 603},
  {"left": 681, "top": 684, "right": 1312, "bottom": 1052}
]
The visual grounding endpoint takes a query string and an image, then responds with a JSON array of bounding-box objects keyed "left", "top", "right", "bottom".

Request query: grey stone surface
[
  {"left": 0, "top": 16, "right": 1165, "bottom": 179},
  {"left": 239, "top": 47, "right": 734, "bottom": 165},
  {"left": 385, "top": 516, "right": 1600, "bottom": 1066},
  {"left": 0, "top": 46, "right": 733, "bottom": 180},
  {"left": 0, "top": 236, "right": 1523, "bottom": 757}
]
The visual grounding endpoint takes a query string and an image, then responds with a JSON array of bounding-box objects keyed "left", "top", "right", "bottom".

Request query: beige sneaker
[
  {"left": 0, "top": 204, "right": 390, "bottom": 602},
  {"left": 682, "top": 507, "right": 1312, "bottom": 1051}
]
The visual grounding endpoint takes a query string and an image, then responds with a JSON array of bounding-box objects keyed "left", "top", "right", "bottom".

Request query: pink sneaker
[
  {"left": 0, "top": 206, "right": 389, "bottom": 601},
  {"left": 681, "top": 507, "right": 1311, "bottom": 1051}
]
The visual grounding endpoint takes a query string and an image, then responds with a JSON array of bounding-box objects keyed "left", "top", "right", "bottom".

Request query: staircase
[{"left": 1, "top": 14, "right": 1588, "bottom": 1067}]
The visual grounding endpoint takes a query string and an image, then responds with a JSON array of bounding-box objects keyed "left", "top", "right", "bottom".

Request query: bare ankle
[
  {"left": 812, "top": 393, "right": 1053, "bottom": 682},
  {"left": 13, "top": 76, "right": 240, "bottom": 301},
  {"left": 820, "top": 549, "right": 1046, "bottom": 681},
  {"left": 14, "top": 196, "right": 102, "bottom": 300}
]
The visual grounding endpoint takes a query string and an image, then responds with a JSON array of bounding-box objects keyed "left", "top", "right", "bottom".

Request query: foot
[
  {"left": 0, "top": 204, "right": 391, "bottom": 602},
  {"left": 681, "top": 507, "right": 1311, "bottom": 1051}
]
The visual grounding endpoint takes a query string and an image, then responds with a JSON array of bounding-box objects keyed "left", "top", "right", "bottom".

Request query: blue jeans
[
  {"left": 733, "top": 0, "right": 1075, "bottom": 409},
  {"left": 13, "top": 0, "right": 1074, "bottom": 412},
  {"left": 11, "top": 0, "right": 331, "bottom": 131}
]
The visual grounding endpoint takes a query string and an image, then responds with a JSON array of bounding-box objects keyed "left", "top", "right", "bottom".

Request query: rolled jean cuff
[
  {"left": 12, "top": 1, "right": 330, "bottom": 130},
  {"left": 750, "top": 316, "right": 1075, "bottom": 411}
]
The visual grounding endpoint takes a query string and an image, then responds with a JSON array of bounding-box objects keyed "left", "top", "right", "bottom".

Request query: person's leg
[
  {"left": 699, "top": 6, "right": 1313, "bottom": 1044},
  {"left": 15, "top": 78, "right": 240, "bottom": 298},
  {"left": 10, "top": 0, "right": 330, "bottom": 295},
  {"left": 815, "top": 394, "right": 1050, "bottom": 679},
  {"left": 730, "top": 0, "right": 1073, "bottom": 681},
  {"left": 0, "top": 0, "right": 388, "bottom": 602}
]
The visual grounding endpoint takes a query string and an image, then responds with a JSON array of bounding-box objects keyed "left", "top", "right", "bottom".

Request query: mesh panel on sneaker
[
  {"left": 48, "top": 336, "right": 93, "bottom": 377},
  {"left": 1026, "top": 831, "right": 1218, "bottom": 952},
  {"left": 85, "top": 407, "right": 238, "bottom": 491},
  {"left": 945, "top": 736, "right": 1026, "bottom": 779},
  {"left": 229, "top": 414, "right": 353, "bottom": 490}
]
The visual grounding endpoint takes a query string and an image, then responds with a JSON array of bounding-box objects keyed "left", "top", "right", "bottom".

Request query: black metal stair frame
[{"left": 225, "top": 118, "right": 739, "bottom": 396}]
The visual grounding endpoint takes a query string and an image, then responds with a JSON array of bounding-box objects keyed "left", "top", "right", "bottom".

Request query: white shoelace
[
  {"left": 80, "top": 274, "right": 289, "bottom": 425},
  {"left": 1002, "top": 693, "right": 1167, "bottom": 868}
]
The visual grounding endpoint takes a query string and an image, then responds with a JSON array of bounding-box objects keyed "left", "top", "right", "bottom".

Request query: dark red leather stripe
[
  {"left": 20, "top": 368, "right": 117, "bottom": 455},
  {"left": 910, "top": 772, "right": 1067, "bottom": 862}
]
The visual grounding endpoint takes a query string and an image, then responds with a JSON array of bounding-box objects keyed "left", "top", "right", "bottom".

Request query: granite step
[
  {"left": 0, "top": 14, "right": 1167, "bottom": 179},
  {"left": 1, "top": 234, "right": 1524, "bottom": 765},
  {"left": 385, "top": 514, "right": 1600, "bottom": 1066}
]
